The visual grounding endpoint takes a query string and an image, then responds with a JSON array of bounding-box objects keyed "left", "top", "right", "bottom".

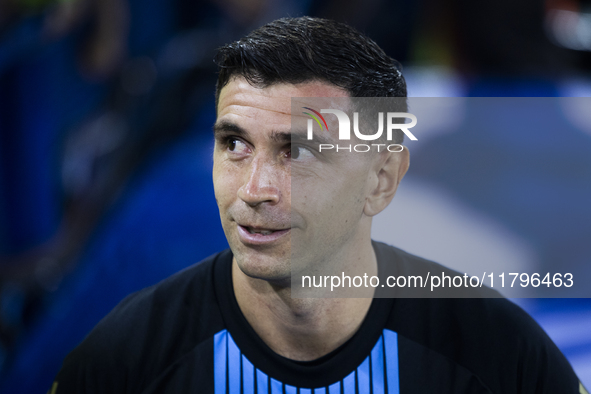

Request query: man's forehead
[{"left": 217, "top": 77, "right": 351, "bottom": 117}]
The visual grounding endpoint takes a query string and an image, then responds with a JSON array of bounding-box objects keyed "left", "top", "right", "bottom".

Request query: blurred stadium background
[{"left": 0, "top": 0, "right": 590, "bottom": 392}]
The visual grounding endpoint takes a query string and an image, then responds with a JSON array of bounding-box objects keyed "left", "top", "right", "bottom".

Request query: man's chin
[{"left": 232, "top": 249, "right": 292, "bottom": 284}]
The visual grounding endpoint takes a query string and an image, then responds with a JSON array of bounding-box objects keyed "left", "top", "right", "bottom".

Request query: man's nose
[{"left": 237, "top": 156, "right": 282, "bottom": 207}]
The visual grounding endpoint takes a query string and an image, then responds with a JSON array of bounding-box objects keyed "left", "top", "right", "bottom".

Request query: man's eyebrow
[{"left": 213, "top": 120, "right": 248, "bottom": 139}]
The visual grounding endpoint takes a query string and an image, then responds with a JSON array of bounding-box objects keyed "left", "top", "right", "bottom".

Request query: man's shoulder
[
  {"left": 373, "top": 242, "right": 580, "bottom": 392},
  {"left": 374, "top": 241, "right": 551, "bottom": 342}
]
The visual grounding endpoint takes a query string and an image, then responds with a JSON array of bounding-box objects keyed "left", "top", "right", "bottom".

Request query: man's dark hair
[
  {"left": 214, "top": 16, "right": 407, "bottom": 103},
  {"left": 214, "top": 16, "right": 408, "bottom": 143}
]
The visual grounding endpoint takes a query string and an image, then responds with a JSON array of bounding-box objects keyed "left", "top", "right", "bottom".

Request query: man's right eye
[{"left": 226, "top": 138, "right": 249, "bottom": 154}]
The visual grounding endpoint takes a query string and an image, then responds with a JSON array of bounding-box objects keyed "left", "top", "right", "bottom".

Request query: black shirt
[{"left": 54, "top": 242, "right": 584, "bottom": 393}]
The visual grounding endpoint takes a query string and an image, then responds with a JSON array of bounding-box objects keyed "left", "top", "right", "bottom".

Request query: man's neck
[{"left": 232, "top": 239, "right": 377, "bottom": 361}]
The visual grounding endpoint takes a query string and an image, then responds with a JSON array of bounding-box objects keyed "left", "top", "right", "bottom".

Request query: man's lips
[{"left": 237, "top": 224, "right": 290, "bottom": 245}]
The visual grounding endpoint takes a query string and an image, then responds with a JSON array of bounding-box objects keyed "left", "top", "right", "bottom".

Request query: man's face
[{"left": 213, "top": 77, "right": 385, "bottom": 284}]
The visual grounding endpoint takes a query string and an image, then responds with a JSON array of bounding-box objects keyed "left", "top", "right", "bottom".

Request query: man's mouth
[
  {"left": 242, "top": 226, "right": 286, "bottom": 235},
  {"left": 247, "top": 228, "right": 275, "bottom": 235},
  {"left": 237, "top": 224, "right": 290, "bottom": 244}
]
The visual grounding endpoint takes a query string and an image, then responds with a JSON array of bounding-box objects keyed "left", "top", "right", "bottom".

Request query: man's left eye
[{"left": 291, "top": 146, "right": 315, "bottom": 160}]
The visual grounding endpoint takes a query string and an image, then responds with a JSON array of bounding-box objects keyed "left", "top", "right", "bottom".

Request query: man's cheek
[{"left": 213, "top": 172, "right": 235, "bottom": 201}]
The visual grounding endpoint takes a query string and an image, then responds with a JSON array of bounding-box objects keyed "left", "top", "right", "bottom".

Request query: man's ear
[{"left": 364, "top": 146, "right": 409, "bottom": 217}]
